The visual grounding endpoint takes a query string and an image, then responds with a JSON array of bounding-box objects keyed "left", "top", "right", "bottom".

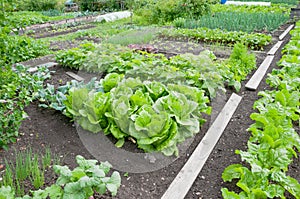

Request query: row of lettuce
[{"left": 221, "top": 21, "right": 300, "bottom": 198}]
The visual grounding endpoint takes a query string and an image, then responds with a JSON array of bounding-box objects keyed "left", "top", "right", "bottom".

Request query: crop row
[
  {"left": 159, "top": 27, "right": 272, "bottom": 50},
  {"left": 221, "top": 20, "right": 300, "bottom": 199}
]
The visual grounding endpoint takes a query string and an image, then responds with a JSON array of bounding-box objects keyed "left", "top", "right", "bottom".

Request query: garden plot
[{"left": 1, "top": 2, "right": 300, "bottom": 199}]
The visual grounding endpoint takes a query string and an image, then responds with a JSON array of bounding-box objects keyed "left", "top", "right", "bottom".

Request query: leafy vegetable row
[
  {"left": 158, "top": 27, "right": 272, "bottom": 50},
  {"left": 56, "top": 43, "right": 256, "bottom": 96},
  {"left": 221, "top": 20, "right": 300, "bottom": 199}
]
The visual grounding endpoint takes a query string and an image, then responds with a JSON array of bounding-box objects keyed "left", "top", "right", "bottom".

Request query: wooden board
[
  {"left": 279, "top": 24, "right": 294, "bottom": 41},
  {"left": 66, "top": 71, "right": 85, "bottom": 81},
  {"left": 267, "top": 41, "right": 284, "bottom": 55},
  {"left": 245, "top": 55, "right": 274, "bottom": 90},
  {"left": 161, "top": 93, "right": 242, "bottom": 199}
]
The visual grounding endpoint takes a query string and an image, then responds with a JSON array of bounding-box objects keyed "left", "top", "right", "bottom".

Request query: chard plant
[{"left": 221, "top": 19, "right": 300, "bottom": 199}]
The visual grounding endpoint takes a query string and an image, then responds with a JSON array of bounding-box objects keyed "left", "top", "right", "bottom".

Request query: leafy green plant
[
  {"left": 62, "top": 74, "right": 211, "bottom": 156},
  {"left": 0, "top": 31, "right": 50, "bottom": 66},
  {"left": 55, "top": 42, "right": 95, "bottom": 70}
]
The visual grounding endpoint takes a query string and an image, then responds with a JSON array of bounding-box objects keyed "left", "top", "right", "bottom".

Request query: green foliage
[
  {"left": 40, "top": 19, "right": 134, "bottom": 44},
  {"left": 55, "top": 42, "right": 95, "bottom": 70},
  {"left": 160, "top": 27, "right": 272, "bottom": 50},
  {"left": 218, "top": 43, "right": 256, "bottom": 91},
  {"left": 14, "top": 0, "right": 62, "bottom": 11},
  {"left": 227, "top": 43, "right": 256, "bottom": 81},
  {"left": 174, "top": 12, "right": 289, "bottom": 33},
  {"left": 0, "top": 65, "right": 51, "bottom": 149},
  {"left": 38, "top": 78, "right": 102, "bottom": 120},
  {"left": 135, "top": 0, "right": 216, "bottom": 24},
  {"left": 0, "top": 155, "right": 121, "bottom": 198},
  {"left": 0, "top": 33, "right": 49, "bottom": 66},
  {"left": 55, "top": 42, "right": 256, "bottom": 96},
  {"left": 79, "top": 0, "right": 123, "bottom": 12},
  {"left": 62, "top": 75, "right": 211, "bottom": 156},
  {"left": 72, "top": 44, "right": 225, "bottom": 97},
  {"left": 267, "top": 20, "right": 300, "bottom": 92},
  {"left": 221, "top": 19, "right": 300, "bottom": 199},
  {"left": 6, "top": 11, "right": 79, "bottom": 28}
]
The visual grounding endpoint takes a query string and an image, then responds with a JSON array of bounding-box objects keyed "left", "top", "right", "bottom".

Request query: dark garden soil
[{"left": 0, "top": 21, "right": 299, "bottom": 199}]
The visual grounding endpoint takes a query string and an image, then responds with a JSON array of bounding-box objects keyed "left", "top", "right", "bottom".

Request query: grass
[{"left": 174, "top": 12, "right": 289, "bottom": 33}]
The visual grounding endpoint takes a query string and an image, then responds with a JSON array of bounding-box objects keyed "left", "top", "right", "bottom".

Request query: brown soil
[{"left": 0, "top": 21, "right": 299, "bottom": 199}]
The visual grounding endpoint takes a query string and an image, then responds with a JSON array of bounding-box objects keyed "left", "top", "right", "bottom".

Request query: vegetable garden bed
[{"left": 1, "top": 2, "right": 300, "bottom": 199}]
